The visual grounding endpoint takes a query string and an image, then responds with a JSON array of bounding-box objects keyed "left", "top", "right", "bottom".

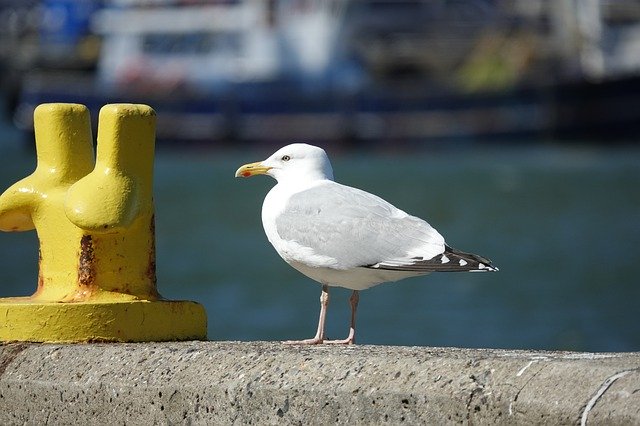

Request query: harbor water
[{"left": 0, "top": 138, "right": 638, "bottom": 352}]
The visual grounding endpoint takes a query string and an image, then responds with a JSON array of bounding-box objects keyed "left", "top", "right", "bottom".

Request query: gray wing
[{"left": 275, "top": 182, "right": 445, "bottom": 269}]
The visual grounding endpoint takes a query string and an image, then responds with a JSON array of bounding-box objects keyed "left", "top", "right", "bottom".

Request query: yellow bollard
[{"left": 0, "top": 103, "right": 207, "bottom": 342}]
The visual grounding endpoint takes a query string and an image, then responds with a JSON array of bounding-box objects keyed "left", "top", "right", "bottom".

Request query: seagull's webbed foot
[
  {"left": 323, "top": 340, "right": 353, "bottom": 345},
  {"left": 283, "top": 337, "right": 324, "bottom": 345},
  {"left": 323, "top": 335, "right": 354, "bottom": 345}
]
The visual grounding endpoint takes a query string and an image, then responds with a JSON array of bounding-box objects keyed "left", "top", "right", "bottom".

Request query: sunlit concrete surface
[{"left": 0, "top": 341, "right": 638, "bottom": 424}]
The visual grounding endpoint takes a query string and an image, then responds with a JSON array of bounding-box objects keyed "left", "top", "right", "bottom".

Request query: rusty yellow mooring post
[{"left": 0, "top": 103, "right": 207, "bottom": 342}]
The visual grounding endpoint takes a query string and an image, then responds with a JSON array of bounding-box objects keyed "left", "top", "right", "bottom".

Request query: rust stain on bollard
[
  {"left": 35, "top": 249, "right": 44, "bottom": 296},
  {"left": 78, "top": 235, "right": 96, "bottom": 287},
  {"left": 146, "top": 215, "right": 157, "bottom": 286}
]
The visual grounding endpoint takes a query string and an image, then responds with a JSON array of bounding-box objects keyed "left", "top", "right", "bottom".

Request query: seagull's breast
[
  {"left": 261, "top": 185, "right": 288, "bottom": 247},
  {"left": 262, "top": 181, "right": 339, "bottom": 269}
]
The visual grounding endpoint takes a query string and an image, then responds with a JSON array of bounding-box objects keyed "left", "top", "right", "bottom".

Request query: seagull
[{"left": 235, "top": 143, "right": 497, "bottom": 345}]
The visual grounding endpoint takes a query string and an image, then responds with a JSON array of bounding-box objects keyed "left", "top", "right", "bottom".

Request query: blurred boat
[{"left": 7, "top": 0, "right": 640, "bottom": 145}]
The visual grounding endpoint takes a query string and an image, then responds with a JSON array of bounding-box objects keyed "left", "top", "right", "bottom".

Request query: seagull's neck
[
  {"left": 274, "top": 168, "right": 333, "bottom": 188},
  {"left": 275, "top": 176, "right": 331, "bottom": 194},
  {"left": 265, "top": 176, "right": 332, "bottom": 216}
]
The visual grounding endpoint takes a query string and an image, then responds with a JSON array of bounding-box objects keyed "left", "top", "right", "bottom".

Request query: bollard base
[{"left": 0, "top": 298, "right": 207, "bottom": 342}]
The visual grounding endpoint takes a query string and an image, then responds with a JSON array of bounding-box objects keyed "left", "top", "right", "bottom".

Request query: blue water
[{"left": 0, "top": 138, "right": 639, "bottom": 352}]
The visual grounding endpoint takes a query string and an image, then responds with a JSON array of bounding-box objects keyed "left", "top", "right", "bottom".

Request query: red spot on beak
[{"left": 242, "top": 171, "right": 251, "bottom": 177}]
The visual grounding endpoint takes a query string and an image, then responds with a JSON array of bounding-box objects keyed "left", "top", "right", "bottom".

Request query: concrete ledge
[{"left": 1, "top": 342, "right": 638, "bottom": 424}]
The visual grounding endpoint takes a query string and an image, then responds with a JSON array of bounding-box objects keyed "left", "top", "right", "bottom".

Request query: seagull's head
[{"left": 235, "top": 143, "right": 334, "bottom": 183}]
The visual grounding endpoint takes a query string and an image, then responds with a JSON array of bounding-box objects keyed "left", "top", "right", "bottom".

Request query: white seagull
[{"left": 235, "top": 143, "right": 497, "bottom": 345}]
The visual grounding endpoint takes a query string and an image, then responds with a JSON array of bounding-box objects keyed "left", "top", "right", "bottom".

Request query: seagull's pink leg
[
  {"left": 284, "top": 284, "right": 329, "bottom": 345},
  {"left": 325, "top": 290, "right": 359, "bottom": 345}
]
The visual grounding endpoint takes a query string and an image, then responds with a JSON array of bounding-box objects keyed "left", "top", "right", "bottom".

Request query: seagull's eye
[{"left": 281, "top": 155, "right": 291, "bottom": 162}]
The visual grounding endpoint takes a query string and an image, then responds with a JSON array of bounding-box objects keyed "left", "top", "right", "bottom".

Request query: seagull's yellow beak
[{"left": 235, "top": 161, "right": 272, "bottom": 178}]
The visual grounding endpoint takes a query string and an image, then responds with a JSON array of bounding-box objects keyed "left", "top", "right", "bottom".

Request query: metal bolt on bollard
[{"left": 0, "top": 103, "right": 207, "bottom": 342}]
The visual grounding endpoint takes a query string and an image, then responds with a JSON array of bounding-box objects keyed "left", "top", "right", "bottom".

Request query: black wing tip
[
  {"left": 366, "top": 247, "right": 499, "bottom": 273},
  {"left": 445, "top": 245, "right": 498, "bottom": 272}
]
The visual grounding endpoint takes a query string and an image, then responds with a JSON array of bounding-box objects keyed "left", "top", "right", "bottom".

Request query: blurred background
[{"left": 0, "top": 0, "right": 639, "bottom": 351}]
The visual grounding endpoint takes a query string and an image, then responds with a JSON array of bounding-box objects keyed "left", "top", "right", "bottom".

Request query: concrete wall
[{"left": 0, "top": 341, "right": 638, "bottom": 424}]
